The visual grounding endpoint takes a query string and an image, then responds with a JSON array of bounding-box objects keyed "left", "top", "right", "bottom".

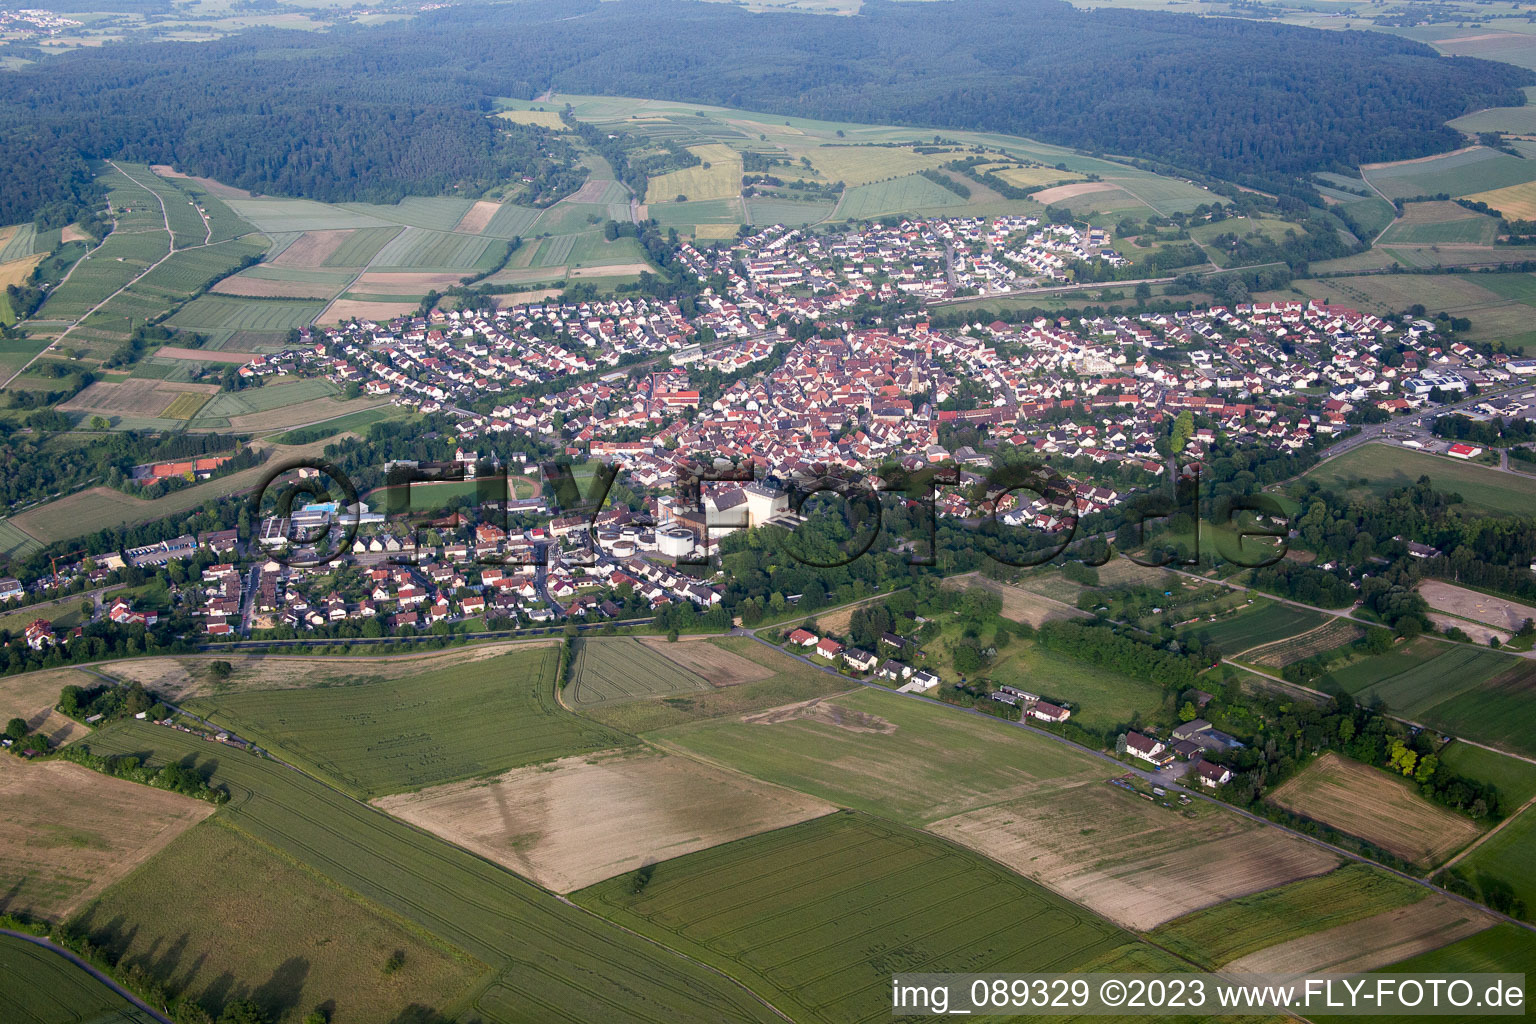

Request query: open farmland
[
  {"left": 1455, "top": 801, "right": 1536, "bottom": 924},
  {"left": 75, "top": 821, "right": 485, "bottom": 1024},
  {"left": 0, "top": 755, "right": 213, "bottom": 921},
  {"left": 1222, "top": 893, "right": 1496, "bottom": 974},
  {"left": 167, "top": 294, "right": 325, "bottom": 332},
  {"left": 644, "top": 144, "right": 744, "bottom": 204},
  {"left": 578, "top": 636, "right": 854, "bottom": 734},
  {"left": 1362, "top": 146, "right": 1536, "bottom": 199},
  {"left": 567, "top": 636, "right": 714, "bottom": 707},
  {"left": 1179, "top": 600, "right": 1330, "bottom": 654},
  {"left": 1438, "top": 740, "right": 1536, "bottom": 808},
  {"left": 82, "top": 720, "right": 781, "bottom": 1024},
  {"left": 1420, "top": 580, "right": 1536, "bottom": 632},
  {"left": 1242, "top": 619, "right": 1364, "bottom": 667},
  {"left": 0, "top": 667, "right": 95, "bottom": 746},
  {"left": 929, "top": 776, "right": 1338, "bottom": 930},
  {"left": 657, "top": 685, "right": 1114, "bottom": 825},
  {"left": 0, "top": 933, "right": 158, "bottom": 1024},
  {"left": 1303, "top": 443, "right": 1536, "bottom": 516},
  {"left": 1378, "top": 201, "right": 1499, "bottom": 245},
  {"left": 835, "top": 173, "right": 968, "bottom": 220},
  {"left": 191, "top": 376, "right": 337, "bottom": 421},
  {"left": 635, "top": 636, "right": 774, "bottom": 685},
  {"left": 376, "top": 747, "right": 836, "bottom": 893},
  {"left": 59, "top": 379, "right": 219, "bottom": 425},
  {"left": 370, "top": 227, "right": 503, "bottom": 270},
  {"left": 573, "top": 812, "right": 1148, "bottom": 1024},
  {"left": 186, "top": 645, "right": 633, "bottom": 799},
  {"left": 1267, "top": 753, "right": 1483, "bottom": 868},
  {"left": 942, "top": 573, "right": 1087, "bottom": 627},
  {"left": 1148, "top": 863, "right": 1429, "bottom": 969},
  {"left": 1464, "top": 179, "right": 1536, "bottom": 221},
  {"left": 983, "top": 641, "right": 1166, "bottom": 733}
]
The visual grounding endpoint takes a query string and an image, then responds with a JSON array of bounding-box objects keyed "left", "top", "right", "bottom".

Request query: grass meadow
[{"left": 1303, "top": 443, "right": 1536, "bottom": 516}]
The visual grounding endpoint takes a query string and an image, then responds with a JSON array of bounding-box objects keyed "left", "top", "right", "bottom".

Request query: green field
[
  {"left": 1457, "top": 804, "right": 1536, "bottom": 923},
  {"left": 0, "top": 933, "right": 158, "bottom": 1024},
  {"left": 745, "top": 197, "right": 836, "bottom": 226},
  {"left": 1379, "top": 214, "right": 1499, "bottom": 246},
  {"left": 82, "top": 720, "right": 780, "bottom": 1024},
  {"left": 192, "top": 378, "right": 338, "bottom": 420},
  {"left": 1438, "top": 741, "right": 1536, "bottom": 809},
  {"left": 580, "top": 636, "right": 854, "bottom": 734},
  {"left": 1303, "top": 443, "right": 1536, "bottom": 516},
  {"left": 1320, "top": 639, "right": 1536, "bottom": 757},
  {"left": 186, "top": 646, "right": 632, "bottom": 799},
  {"left": 271, "top": 405, "right": 405, "bottom": 443},
  {"left": 167, "top": 294, "right": 324, "bottom": 332},
  {"left": 573, "top": 812, "right": 1155, "bottom": 1024},
  {"left": 1180, "top": 600, "right": 1330, "bottom": 655},
  {"left": 482, "top": 203, "right": 542, "bottom": 239},
  {"left": 74, "top": 821, "right": 484, "bottom": 1024},
  {"left": 0, "top": 520, "right": 45, "bottom": 560},
  {"left": 371, "top": 227, "right": 501, "bottom": 270},
  {"left": 1319, "top": 925, "right": 1536, "bottom": 1024},
  {"left": 223, "top": 198, "right": 394, "bottom": 233},
  {"left": 1363, "top": 147, "right": 1536, "bottom": 200},
  {"left": 567, "top": 636, "right": 714, "bottom": 707},
  {"left": 654, "top": 684, "right": 1103, "bottom": 825},
  {"left": 835, "top": 173, "right": 969, "bottom": 220},
  {"left": 39, "top": 232, "right": 171, "bottom": 321},
  {"left": 981, "top": 640, "right": 1165, "bottom": 733},
  {"left": 1149, "top": 864, "right": 1427, "bottom": 969},
  {"left": 340, "top": 196, "right": 475, "bottom": 231},
  {"left": 0, "top": 223, "right": 37, "bottom": 263}
]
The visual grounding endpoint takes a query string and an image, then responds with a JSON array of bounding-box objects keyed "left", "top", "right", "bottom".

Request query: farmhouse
[
  {"left": 787, "top": 628, "right": 818, "bottom": 647},
  {"left": 1124, "top": 731, "right": 1173, "bottom": 767},
  {"left": 1196, "top": 761, "right": 1233, "bottom": 788},
  {"left": 1026, "top": 700, "right": 1070, "bottom": 723}
]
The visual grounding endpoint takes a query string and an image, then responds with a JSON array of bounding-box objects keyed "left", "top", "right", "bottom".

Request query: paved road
[{"left": 0, "top": 928, "right": 173, "bottom": 1024}]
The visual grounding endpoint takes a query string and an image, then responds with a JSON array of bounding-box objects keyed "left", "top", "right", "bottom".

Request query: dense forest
[{"left": 1, "top": 0, "right": 1529, "bottom": 224}]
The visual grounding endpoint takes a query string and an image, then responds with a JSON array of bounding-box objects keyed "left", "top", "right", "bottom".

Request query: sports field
[
  {"left": 566, "top": 636, "right": 716, "bottom": 707},
  {"left": 186, "top": 645, "right": 632, "bottom": 799},
  {"left": 1304, "top": 443, "right": 1536, "bottom": 516},
  {"left": 82, "top": 720, "right": 780, "bottom": 1024},
  {"left": 1267, "top": 753, "right": 1483, "bottom": 868},
  {"left": 0, "top": 933, "right": 159, "bottom": 1024},
  {"left": 74, "top": 821, "right": 484, "bottom": 1024},
  {"left": 376, "top": 746, "right": 836, "bottom": 893},
  {"left": 572, "top": 812, "right": 1145, "bottom": 1024},
  {"left": 1148, "top": 864, "right": 1428, "bottom": 969},
  {"left": 0, "top": 755, "right": 214, "bottom": 921}
]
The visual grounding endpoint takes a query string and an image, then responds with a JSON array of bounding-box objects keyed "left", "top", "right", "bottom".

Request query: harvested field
[
  {"left": 635, "top": 635, "right": 773, "bottom": 685},
  {"left": 1429, "top": 614, "right": 1509, "bottom": 645},
  {"left": 0, "top": 253, "right": 44, "bottom": 292},
  {"left": 495, "top": 109, "right": 567, "bottom": 130},
  {"left": 943, "top": 572, "right": 1088, "bottom": 627},
  {"left": 267, "top": 228, "right": 353, "bottom": 267},
  {"left": 0, "top": 666, "right": 93, "bottom": 746},
  {"left": 1223, "top": 895, "right": 1494, "bottom": 974},
  {"left": 211, "top": 274, "right": 340, "bottom": 299},
  {"left": 59, "top": 378, "right": 218, "bottom": 419},
  {"left": 160, "top": 391, "right": 208, "bottom": 419},
  {"left": 317, "top": 298, "right": 420, "bottom": 325},
  {"left": 0, "top": 756, "right": 213, "bottom": 921},
  {"left": 1268, "top": 753, "right": 1483, "bottom": 867},
  {"left": 568, "top": 262, "right": 651, "bottom": 277},
  {"left": 1419, "top": 580, "right": 1536, "bottom": 632},
  {"left": 353, "top": 270, "right": 472, "bottom": 294},
  {"left": 929, "top": 777, "right": 1339, "bottom": 930},
  {"left": 154, "top": 345, "right": 262, "bottom": 363},
  {"left": 375, "top": 747, "right": 836, "bottom": 893},
  {"left": 60, "top": 223, "right": 89, "bottom": 243},
  {"left": 1033, "top": 181, "right": 1121, "bottom": 204},
  {"left": 452, "top": 199, "right": 503, "bottom": 233},
  {"left": 1244, "top": 619, "right": 1365, "bottom": 667}
]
